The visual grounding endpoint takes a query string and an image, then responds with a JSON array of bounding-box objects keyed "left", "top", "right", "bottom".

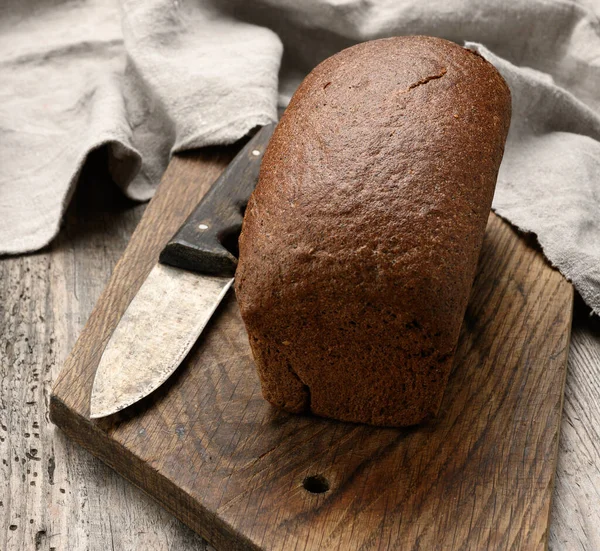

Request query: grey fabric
[{"left": 1, "top": 0, "right": 599, "bottom": 313}]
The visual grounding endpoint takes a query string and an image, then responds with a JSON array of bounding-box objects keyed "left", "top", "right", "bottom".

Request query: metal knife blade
[
  {"left": 90, "top": 122, "right": 276, "bottom": 418},
  {"left": 90, "top": 266, "right": 232, "bottom": 418}
]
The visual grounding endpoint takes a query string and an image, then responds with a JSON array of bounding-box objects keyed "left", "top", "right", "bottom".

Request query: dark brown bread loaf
[{"left": 235, "top": 36, "right": 511, "bottom": 427}]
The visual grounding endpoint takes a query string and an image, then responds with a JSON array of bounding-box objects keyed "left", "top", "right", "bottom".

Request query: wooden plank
[
  {"left": 50, "top": 149, "right": 573, "bottom": 551},
  {"left": 550, "top": 295, "right": 600, "bottom": 551}
]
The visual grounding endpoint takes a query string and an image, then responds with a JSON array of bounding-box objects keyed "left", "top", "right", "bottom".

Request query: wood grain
[
  {"left": 550, "top": 295, "right": 600, "bottom": 551},
  {"left": 48, "top": 148, "right": 573, "bottom": 550}
]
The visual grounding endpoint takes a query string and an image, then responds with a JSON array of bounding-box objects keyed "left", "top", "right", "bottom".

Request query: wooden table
[{"left": 1, "top": 151, "right": 599, "bottom": 550}]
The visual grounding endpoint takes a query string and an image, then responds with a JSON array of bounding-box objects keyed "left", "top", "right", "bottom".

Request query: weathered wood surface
[
  {"left": 0, "top": 148, "right": 598, "bottom": 550},
  {"left": 550, "top": 295, "right": 600, "bottom": 551},
  {"left": 46, "top": 147, "right": 574, "bottom": 551}
]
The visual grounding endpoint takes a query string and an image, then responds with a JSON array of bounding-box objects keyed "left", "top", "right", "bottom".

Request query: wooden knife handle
[{"left": 159, "top": 122, "right": 276, "bottom": 276}]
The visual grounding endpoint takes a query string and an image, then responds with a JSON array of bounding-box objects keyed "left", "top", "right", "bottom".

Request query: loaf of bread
[{"left": 235, "top": 36, "right": 511, "bottom": 426}]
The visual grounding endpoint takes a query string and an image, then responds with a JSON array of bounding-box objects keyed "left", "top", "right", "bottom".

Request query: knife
[{"left": 90, "top": 122, "right": 276, "bottom": 418}]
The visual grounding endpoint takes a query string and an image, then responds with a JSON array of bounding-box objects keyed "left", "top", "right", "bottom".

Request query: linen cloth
[{"left": 1, "top": 0, "right": 599, "bottom": 313}]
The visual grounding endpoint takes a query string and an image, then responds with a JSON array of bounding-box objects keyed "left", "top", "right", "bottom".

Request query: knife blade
[{"left": 90, "top": 122, "right": 276, "bottom": 418}]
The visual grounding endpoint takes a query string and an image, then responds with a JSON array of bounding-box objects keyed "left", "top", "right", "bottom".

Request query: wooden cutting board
[{"left": 50, "top": 147, "right": 573, "bottom": 551}]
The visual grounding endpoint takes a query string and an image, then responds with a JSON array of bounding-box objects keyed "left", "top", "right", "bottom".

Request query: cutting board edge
[{"left": 49, "top": 393, "right": 266, "bottom": 551}]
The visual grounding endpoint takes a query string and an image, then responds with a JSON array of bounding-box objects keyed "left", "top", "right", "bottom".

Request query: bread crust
[{"left": 235, "top": 36, "right": 511, "bottom": 427}]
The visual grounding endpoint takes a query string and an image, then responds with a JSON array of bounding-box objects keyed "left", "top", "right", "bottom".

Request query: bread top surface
[{"left": 235, "top": 36, "right": 511, "bottom": 356}]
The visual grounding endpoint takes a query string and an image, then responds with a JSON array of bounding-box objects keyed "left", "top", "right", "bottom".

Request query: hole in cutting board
[{"left": 302, "top": 475, "right": 330, "bottom": 494}]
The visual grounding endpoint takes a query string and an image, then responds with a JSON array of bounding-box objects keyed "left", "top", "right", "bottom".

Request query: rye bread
[{"left": 235, "top": 36, "right": 511, "bottom": 426}]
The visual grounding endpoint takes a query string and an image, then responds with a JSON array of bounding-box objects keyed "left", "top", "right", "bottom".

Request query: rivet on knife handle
[{"left": 159, "top": 122, "right": 276, "bottom": 277}]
